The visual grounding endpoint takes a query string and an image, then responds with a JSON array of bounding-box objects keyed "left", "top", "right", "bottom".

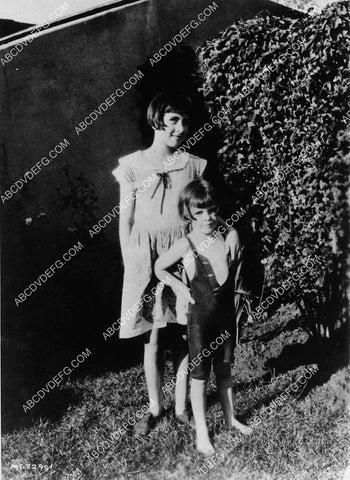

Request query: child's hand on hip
[{"left": 173, "top": 282, "right": 195, "bottom": 305}]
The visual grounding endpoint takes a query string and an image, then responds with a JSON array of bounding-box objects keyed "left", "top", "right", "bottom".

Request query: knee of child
[{"left": 190, "top": 375, "right": 208, "bottom": 387}]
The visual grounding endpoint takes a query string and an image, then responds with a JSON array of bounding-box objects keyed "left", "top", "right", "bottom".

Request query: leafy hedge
[{"left": 199, "top": 2, "right": 350, "bottom": 337}]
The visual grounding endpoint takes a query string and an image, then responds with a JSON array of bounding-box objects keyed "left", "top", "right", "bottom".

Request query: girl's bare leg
[
  {"left": 144, "top": 327, "right": 164, "bottom": 416},
  {"left": 215, "top": 339, "right": 252, "bottom": 435},
  {"left": 172, "top": 333, "right": 189, "bottom": 416},
  {"left": 191, "top": 378, "right": 215, "bottom": 455},
  {"left": 216, "top": 375, "right": 252, "bottom": 435}
]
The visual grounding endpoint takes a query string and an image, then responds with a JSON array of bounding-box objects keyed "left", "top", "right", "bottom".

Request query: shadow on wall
[{"left": 136, "top": 45, "right": 224, "bottom": 187}]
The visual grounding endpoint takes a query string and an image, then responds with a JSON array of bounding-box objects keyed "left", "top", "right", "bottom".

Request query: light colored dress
[{"left": 112, "top": 149, "right": 207, "bottom": 338}]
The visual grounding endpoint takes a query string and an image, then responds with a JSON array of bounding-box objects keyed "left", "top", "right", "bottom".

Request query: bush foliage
[{"left": 199, "top": 2, "right": 350, "bottom": 337}]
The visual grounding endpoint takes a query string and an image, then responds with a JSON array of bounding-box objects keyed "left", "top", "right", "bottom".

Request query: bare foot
[
  {"left": 196, "top": 433, "right": 215, "bottom": 456},
  {"left": 230, "top": 418, "right": 253, "bottom": 436}
]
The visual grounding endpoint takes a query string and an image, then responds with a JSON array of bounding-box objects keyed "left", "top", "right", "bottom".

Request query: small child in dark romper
[{"left": 155, "top": 179, "right": 252, "bottom": 455}]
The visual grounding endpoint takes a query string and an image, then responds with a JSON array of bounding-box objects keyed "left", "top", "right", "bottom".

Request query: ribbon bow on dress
[{"left": 150, "top": 172, "right": 172, "bottom": 215}]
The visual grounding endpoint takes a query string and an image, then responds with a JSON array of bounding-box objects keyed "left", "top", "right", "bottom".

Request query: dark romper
[{"left": 185, "top": 236, "right": 237, "bottom": 381}]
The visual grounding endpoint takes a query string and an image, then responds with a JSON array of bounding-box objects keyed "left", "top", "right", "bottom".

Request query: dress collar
[{"left": 139, "top": 150, "right": 190, "bottom": 173}]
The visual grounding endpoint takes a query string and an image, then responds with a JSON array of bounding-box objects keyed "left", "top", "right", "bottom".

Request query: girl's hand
[
  {"left": 172, "top": 282, "right": 195, "bottom": 305},
  {"left": 225, "top": 229, "right": 242, "bottom": 261},
  {"left": 124, "top": 167, "right": 135, "bottom": 184}
]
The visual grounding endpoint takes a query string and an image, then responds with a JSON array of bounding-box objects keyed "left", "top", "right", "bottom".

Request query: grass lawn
[{"left": 2, "top": 307, "right": 349, "bottom": 480}]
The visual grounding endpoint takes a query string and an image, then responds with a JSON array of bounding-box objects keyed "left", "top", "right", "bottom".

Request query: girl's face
[
  {"left": 154, "top": 111, "right": 189, "bottom": 149},
  {"left": 189, "top": 205, "right": 219, "bottom": 235}
]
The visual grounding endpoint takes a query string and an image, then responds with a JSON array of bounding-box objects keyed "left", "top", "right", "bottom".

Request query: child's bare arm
[
  {"left": 225, "top": 228, "right": 242, "bottom": 262},
  {"left": 155, "top": 238, "right": 195, "bottom": 304},
  {"left": 216, "top": 217, "right": 242, "bottom": 261}
]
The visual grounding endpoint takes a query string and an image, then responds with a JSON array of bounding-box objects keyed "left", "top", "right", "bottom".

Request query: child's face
[
  {"left": 155, "top": 111, "right": 189, "bottom": 149},
  {"left": 189, "top": 205, "right": 219, "bottom": 235}
]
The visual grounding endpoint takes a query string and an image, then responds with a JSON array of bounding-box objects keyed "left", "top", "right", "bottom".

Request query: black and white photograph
[{"left": 1, "top": 0, "right": 349, "bottom": 479}]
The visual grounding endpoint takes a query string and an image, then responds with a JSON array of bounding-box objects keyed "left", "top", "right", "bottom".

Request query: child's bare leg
[
  {"left": 190, "top": 378, "right": 215, "bottom": 455},
  {"left": 144, "top": 327, "right": 164, "bottom": 416},
  {"left": 214, "top": 340, "right": 252, "bottom": 435},
  {"left": 216, "top": 372, "right": 252, "bottom": 435},
  {"left": 172, "top": 334, "right": 189, "bottom": 416}
]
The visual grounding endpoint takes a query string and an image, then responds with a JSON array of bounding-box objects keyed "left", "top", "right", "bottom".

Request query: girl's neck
[
  {"left": 191, "top": 229, "right": 218, "bottom": 243},
  {"left": 144, "top": 143, "right": 175, "bottom": 165}
]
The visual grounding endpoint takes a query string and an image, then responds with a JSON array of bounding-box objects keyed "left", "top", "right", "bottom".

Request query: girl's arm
[
  {"left": 155, "top": 238, "right": 195, "bottom": 304},
  {"left": 225, "top": 228, "right": 243, "bottom": 267},
  {"left": 216, "top": 217, "right": 242, "bottom": 261},
  {"left": 119, "top": 181, "right": 135, "bottom": 262},
  {"left": 217, "top": 216, "right": 232, "bottom": 235}
]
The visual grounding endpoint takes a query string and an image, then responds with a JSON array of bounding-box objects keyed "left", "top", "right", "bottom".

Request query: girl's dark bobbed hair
[
  {"left": 179, "top": 179, "right": 219, "bottom": 221},
  {"left": 147, "top": 91, "right": 193, "bottom": 130}
]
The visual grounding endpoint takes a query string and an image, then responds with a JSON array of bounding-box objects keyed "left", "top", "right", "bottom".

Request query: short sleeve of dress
[
  {"left": 112, "top": 157, "right": 134, "bottom": 186},
  {"left": 193, "top": 157, "right": 207, "bottom": 178}
]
